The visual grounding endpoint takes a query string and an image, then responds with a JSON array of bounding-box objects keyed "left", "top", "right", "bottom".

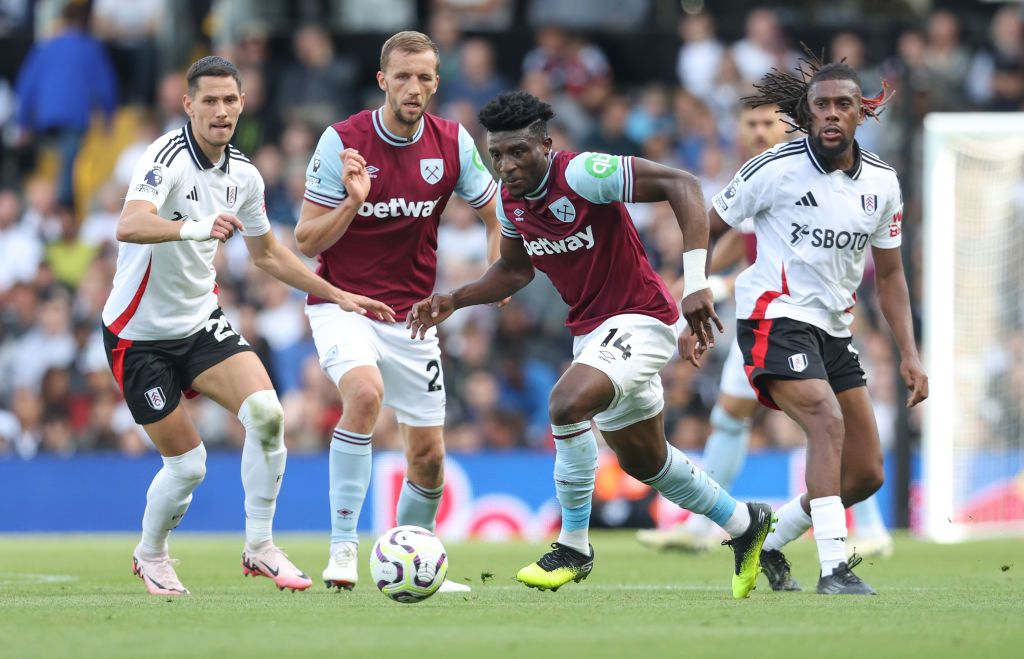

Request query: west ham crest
[
  {"left": 861, "top": 194, "right": 878, "bottom": 216},
  {"left": 420, "top": 158, "right": 443, "bottom": 184},
  {"left": 548, "top": 196, "right": 576, "bottom": 223}
]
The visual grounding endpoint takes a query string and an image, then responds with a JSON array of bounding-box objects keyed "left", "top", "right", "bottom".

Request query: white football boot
[
  {"left": 132, "top": 544, "right": 190, "bottom": 595},
  {"left": 437, "top": 579, "right": 472, "bottom": 593},
  {"left": 323, "top": 542, "right": 358, "bottom": 590}
]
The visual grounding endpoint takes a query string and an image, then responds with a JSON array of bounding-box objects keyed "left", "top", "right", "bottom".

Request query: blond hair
[{"left": 380, "top": 31, "right": 439, "bottom": 72}]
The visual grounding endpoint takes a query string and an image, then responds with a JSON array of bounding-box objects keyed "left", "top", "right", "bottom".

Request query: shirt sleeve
[
  {"left": 303, "top": 127, "right": 347, "bottom": 208},
  {"left": 237, "top": 172, "right": 272, "bottom": 237},
  {"left": 871, "top": 174, "right": 903, "bottom": 249},
  {"left": 453, "top": 124, "right": 498, "bottom": 208},
  {"left": 564, "top": 152, "right": 634, "bottom": 204},
  {"left": 711, "top": 160, "right": 773, "bottom": 228},
  {"left": 123, "top": 140, "right": 181, "bottom": 212},
  {"left": 495, "top": 188, "right": 519, "bottom": 239}
]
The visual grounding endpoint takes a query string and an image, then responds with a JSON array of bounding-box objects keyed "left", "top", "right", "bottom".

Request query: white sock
[
  {"left": 810, "top": 496, "right": 848, "bottom": 574},
  {"left": 238, "top": 390, "right": 286, "bottom": 548},
  {"left": 722, "top": 502, "right": 751, "bottom": 538},
  {"left": 763, "top": 494, "right": 812, "bottom": 552},
  {"left": 140, "top": 443, "right": 207, "bottom": 557},
  {"left": 329, "top": 427, "right": 372, "bottom": 545}
]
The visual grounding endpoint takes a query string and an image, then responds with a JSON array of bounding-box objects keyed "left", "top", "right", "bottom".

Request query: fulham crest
[
  {"left": 420, "top": 158, "right": 443, "bottom": 184},
  {"left": 549, "top": 196, "right": 576, "bottom": 223},
  {"left": 861, "top": 194, "right": 878, "bottom": 216},
  {"left": 144, "top": 386, "right": 167, "bottom": 411},
  {"left": 788, "top": 353, "right": 808, "bottom": 373}
]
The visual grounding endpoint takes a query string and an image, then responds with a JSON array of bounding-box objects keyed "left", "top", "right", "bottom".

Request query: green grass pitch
[{"left": 1, "top": 532, "right": 1021, "bottom": 659}]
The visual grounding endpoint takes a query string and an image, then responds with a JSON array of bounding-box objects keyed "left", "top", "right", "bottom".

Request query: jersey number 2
[
  {"left": 206, "top": 315, "right": 250, "bottom": 346},
  {"left": 426, "top": 360, "right": 443, "bottom": 392}
]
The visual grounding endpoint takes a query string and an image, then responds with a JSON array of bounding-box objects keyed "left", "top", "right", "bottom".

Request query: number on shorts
[
  {"left": 206, "top": 315, "right": 250, "bottom": 346},
  {"left": 600, "top": 328, "right": 633, "bottom": 360},
  {"left": 426, "top": 360, "right": 442, "bottom": 392}
]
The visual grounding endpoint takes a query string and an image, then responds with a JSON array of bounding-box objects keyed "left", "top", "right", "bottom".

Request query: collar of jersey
[
  {"left": 524, "top": 153, "right": 556, "bottom": 200},
  {"left": 804, "top": 137, "right": 863, "bottom": 180},
  {"left": 183, "top": 122, "right": 231, "bottom": 173},
  {"left": 372, "top": 107, "right": 425, "bottom": 147}
]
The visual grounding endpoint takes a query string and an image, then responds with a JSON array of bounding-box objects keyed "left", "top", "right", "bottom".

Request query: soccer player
[
  {"left": 104, "top": 56, "right": 394, "bottom": 596},
  {"left": 295, "top": 32, "right": 501, "bottom": 593},
  {"left": 637, "top": 104, "right": 896, "bottom": 559},
  {"left": 687, "top": 53, "right": 927, "bottom": 594},
  {"left": 407, "top": 91, "right": 775, "bottom": 599}
]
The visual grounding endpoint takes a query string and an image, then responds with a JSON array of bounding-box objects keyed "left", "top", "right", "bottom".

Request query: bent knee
[
  {"left": 343, "top": 378, "right": 384, "bottom": 415},
  {"left": 407, "top": 442, "right": 445, "bottom": 477},
  {"left": 239, "top": 390, "right": 285, "bottom": 448},
  {"left": 549, "top": 393, "right": 601, "bottom": 426}
]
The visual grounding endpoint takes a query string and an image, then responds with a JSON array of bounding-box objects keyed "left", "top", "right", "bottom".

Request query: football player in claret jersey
[
  {"left": 295, "top": 32, "right": 501, "bottom": 593},
  {"left": 408, "top": 91, "right": 774, "bottom": 599},
  {"left": 688, "top": 53, "right": 928, "bottom": 595},
  {"left": 103, "top": 57, "right": 394, "bottom": 596}
]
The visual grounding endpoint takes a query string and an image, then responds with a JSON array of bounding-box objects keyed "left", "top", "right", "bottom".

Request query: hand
[
  {"left": 335, "top": 290, "right": 396, "bottom": 322},
  {"left": 680, "top": 288, "right": 724, "bottom": 350},
  {"left": 340, "top": 148, "right": 370, "bottom": 205},
  {"left": 406, "top": 293, "right": 456, "bottom": 339},
  {"left": 900, "top": 355, "right": 929, "bottom": 408},
  {"left": 180, "top": 212, "right": 244, "bottom": 242},
  {"left": 677, "top": 326, "right": 709, "bottom": 368}
]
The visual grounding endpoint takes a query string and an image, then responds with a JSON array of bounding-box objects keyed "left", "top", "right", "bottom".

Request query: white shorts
[
  {"left": 572, "top": 314, "right": 680, "bottom": 432},
  {"left": 719, "top": 338, "right": 757, "bottom": 400},
  {"left": 306, "top": 305, "right": 445, "bottom": 427}
]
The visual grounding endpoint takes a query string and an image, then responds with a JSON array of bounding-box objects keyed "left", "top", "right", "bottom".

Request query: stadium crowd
[{"left": 0, "top": 0, "right": 1021, "bottom": 459}]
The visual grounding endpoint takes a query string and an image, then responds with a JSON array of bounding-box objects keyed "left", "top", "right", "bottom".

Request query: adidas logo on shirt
[
  {"left": 795, "top": 191, "right": 818, "bottom": 207},
  {"left": 186, "top": 187, "right": 198, "bottom": 201}
]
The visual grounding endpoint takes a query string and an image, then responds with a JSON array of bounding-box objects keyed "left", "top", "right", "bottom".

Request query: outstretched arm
[
  {"left": 245, "top": 230, "right": 395, "bottom": 322},
  {"left": 116, "top": 200, "right": 243, "bottom": 244},
  {"left": 407, "top": 235, "right": 534, "bottom": 339},
  {"left": 631, "top": 158, "right": 724, "bottom": 347},
  {"left": 873, "top": 245, "right": 928, "bottom": 407}
]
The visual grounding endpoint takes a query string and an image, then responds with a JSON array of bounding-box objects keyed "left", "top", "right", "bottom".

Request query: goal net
[{"left": 922, "top": 113, "right": 1024, "bottom": 542}]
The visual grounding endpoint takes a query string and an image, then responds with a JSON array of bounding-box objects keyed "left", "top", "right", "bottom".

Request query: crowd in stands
[{"left": 1, "top": 0, "right": 1021, "bottom": 458}]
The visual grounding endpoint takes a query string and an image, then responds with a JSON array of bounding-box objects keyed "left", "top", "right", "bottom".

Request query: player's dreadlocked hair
[
  {"left": 478, "top": 91, "right": 556, "bottom": 140},
  {"left": 743, "top": 44, "right": 893, "bottom": 133}
]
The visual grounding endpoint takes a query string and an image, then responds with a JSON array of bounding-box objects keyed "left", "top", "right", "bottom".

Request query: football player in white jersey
[
  {"left": 638, "top": 104, "right": 896, "bottom": 559},
  {"left": 685, "top": 54, "right": 928, "bottom": 595},
  {"left": 103, "top": 56, "right": 394, "bottom": 596}
]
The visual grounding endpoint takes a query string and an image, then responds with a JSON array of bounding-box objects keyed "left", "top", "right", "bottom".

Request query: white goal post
[{"left": 922, "top": 113, "right": 1024, "bottom": 542}]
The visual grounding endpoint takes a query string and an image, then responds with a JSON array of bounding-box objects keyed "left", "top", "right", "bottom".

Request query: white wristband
[
  {"left": 682, "top": 249, "right": 709, "bottom": 298},
  {"left": 179, "top": 212, "right": 218, "bottom": 241}
]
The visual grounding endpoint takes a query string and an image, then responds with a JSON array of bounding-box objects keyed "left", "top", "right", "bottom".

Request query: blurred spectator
[
  {"left": 338, "top": 0, "right": 415, "bottom": 33},
  {"left": 91, "top": 0, "right": 162, "bottom": 106},
  {"left": 112, "top": 113, "right": 159, "bottom": 189},
  {"left": 156, "top": 71, "right": 188, "bottom": 133},
  {"left": 11, "top": 289, "right": 75, "bottom": 391},
  {"left": 14, "top": 2, "right": 116, "bottom": 208},
  {"left": 45, "top": 204, "right": 98, "bottom": 288},
  {"left": 254, "top": 145, "right": 297, "bottom": 226},
  {"left": 625, "top": 84, "right": 673, "bottom": 146},
  {"left": 441, "top": 38, "right": 510, "bottom": 111},
  {"left": 276, "top": 25, "right": 359, "bottom": 129},
  {"left": 428, "top": 9, "right": 465, "bottom": 83},
  {"left": 924, "top": 10, "right": 971, "bottom": 112},
  {"left": 0, "top": 188, "right": 42, "bottom": 293},
  {"left": 527, "top": 0, "right": 649, "bottom": 31},
  {"left": 523, "top": 27, "right": 612, "bottom": 111},
  {"left": 730, "top": 8, "right": 796, "bottom": 84},
  {"left": 232, "top": 66, "right": 278, "bottom": 156},
  {"left": 584, "top": 94, "right": 640, "bottom": 157},
  {"left": 967, "top": 6, "right": 1024, "bottom": 111},
  {"left": 676, "top": 12, "right": 724, "bottom": 97},
  {"left": 79, "top": 182, "right": 122, "bottom": 247},
  {"left": 434, "top": 0, "right": 514, "bottom": 32}
]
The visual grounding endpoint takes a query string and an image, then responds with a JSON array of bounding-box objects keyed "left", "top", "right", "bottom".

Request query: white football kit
[
  {"left": 712, "top": 138, "right": 903, "bottom": 337},
  {"left": 102, "top": 123, "right": 271, "bottom": 340}
]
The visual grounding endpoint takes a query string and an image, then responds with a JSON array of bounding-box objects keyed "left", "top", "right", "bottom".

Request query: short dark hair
[
  {"left": 380, "top": 31, "right": 439, "bottom": 72},
  {"left": 186, "top": 56, "right": 241, "bottom": 97},
  {"left": 478, "top": 91, "right": 555, "bottom": 141}
]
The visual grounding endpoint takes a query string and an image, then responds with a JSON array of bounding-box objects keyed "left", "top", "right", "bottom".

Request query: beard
[
  {"left": 390, "top": 99, "right": 424, "bottom": 126},
  {"left": 810, "top": 130, "right": 851, "bottom": 158}
]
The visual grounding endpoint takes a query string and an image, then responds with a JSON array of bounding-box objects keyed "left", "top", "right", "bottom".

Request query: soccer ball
[{"left": 369, "top": 525, "right": 448, "bottom": 603}]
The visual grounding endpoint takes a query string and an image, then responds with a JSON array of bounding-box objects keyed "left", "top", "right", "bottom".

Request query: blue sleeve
[
  {"left": 564, "top": 152, "right": 634, "bottom": 204},
  {"left": 453, "top": 124, "right": 497, "bottom": 208},
  {"left": 14, "top": 46, "right": 41, "bottom": 129},
  {"left": 304, "top": 128, "right": 347, "bottom": 208},
  {"left": 91, "top": 41, "right": 118, "bottom": 119}
]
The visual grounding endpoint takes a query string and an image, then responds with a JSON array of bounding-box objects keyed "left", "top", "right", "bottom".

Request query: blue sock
[
  {"left": 552, "top": 421, "right": 598, "bottom": 554},
  {"left": 702, "top": 404, "right": 752, "bottom": 491},
  {"left": 643, "top": 444, "right": 744, "bottom": 534},
  {"left": 396, "top": 479, "right": 444, "bottom": 531},
  {"left": 329, "top": 428, "right": 371, "bottom": 548},
  {"left": 853, "top": 495, "right": 888, "bottom": 538}
]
